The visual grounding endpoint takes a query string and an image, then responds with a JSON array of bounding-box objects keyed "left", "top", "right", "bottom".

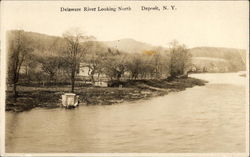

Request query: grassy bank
[{"left": 6, "top": 77, "right": 207, "bottom": 112}]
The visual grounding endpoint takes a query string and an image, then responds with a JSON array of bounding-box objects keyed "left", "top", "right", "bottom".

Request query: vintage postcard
[{"left": 0, "top": 0, "right": 249, "bottom": 156}]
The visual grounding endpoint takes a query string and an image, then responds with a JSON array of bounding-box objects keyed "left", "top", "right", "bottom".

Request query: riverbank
[{"left": 6, "top": 77, "right": 207, "bottom": 112}]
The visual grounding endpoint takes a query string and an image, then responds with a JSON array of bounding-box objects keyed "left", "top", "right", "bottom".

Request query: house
[
  {"left": 78, "top": 63, "right": 108, "bottom": 87},
  {"left": 78, "top": 65, "right": 89, "bottom": 77}
]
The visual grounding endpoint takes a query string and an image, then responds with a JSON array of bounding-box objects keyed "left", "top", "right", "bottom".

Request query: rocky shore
[{"left": 6, "top": 77, "right": 207, "bottom": 112}]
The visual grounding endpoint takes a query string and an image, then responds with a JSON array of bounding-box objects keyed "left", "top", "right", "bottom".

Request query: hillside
[
  {"left": 7, "top": 30, "right": 246, "bottom": 72},
  {"left": 189, "top": 47, "right": 246, "bottom": 72},
  {"left": 189, "top": 47, "right": 246, "bottom": 64},
  {"left": 103, "top": 38, "right": 246, "bottom": 72},
  {"left": 103, "top": 38, "right": 156, "bottom": 54}
]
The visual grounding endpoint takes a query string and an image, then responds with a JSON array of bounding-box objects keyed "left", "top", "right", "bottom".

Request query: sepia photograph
[{"left": 0, "top": 0, "right": 249, "bottom": 156}]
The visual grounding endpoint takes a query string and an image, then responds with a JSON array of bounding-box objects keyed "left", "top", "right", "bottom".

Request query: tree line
[{"left": 7, "top": 29, "right": 192, "bottom": 96}]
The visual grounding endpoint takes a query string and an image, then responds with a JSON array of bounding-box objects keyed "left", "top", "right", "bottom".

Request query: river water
[{"left": 5, "top": 73, "right": 247, "bottom": 153}]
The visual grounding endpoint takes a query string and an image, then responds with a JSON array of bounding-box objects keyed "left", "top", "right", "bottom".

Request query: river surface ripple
[{"left": 6, "top": 73, "right": 246, "bottom": 153}]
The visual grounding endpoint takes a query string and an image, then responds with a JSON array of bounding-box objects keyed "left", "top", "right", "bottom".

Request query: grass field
[{"left": 6, "top": 77, "right": 207, "bottom": 112}]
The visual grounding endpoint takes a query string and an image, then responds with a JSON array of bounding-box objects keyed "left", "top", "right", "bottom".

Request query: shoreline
[{"left": 6, "top": 77, "right": 207, "bottom": 112}]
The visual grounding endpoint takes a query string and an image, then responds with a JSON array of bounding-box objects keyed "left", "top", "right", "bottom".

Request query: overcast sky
[{"left": 1, "top": 1, "right": 249, "bottom": 49}]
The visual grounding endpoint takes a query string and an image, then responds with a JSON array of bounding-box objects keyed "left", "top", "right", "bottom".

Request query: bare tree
[
  {"left": 38, "top": 56, "right": 61, "bottom": 83},
  {"left": 83, "top": 42, "right": 106, "bottom": 84},
  {"left": 168, "top": 41, "right": 192, "bottom": 78},
  {"left": 63, "top": 29, "right": 94, "bottom": 92},
  {"left": 103, "top": 49, "right": 128, "bottom": 81},
  {"left": 7, "top": 30, "right": 33, "bottom": 97},
  {"left": 127, "top": 54, "right": 143, "bottom": 79},
  {"left": 37, "top": 38, "right": 66, "bottom": 84}
]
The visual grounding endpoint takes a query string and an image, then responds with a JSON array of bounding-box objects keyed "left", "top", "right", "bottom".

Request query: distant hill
[
  {"left": 189, "top": 47, "right": 246, "bottom": 72},
  {"left": 102, "top": 38, "right": 156, "bottom": 54},
  {"left": 7, "top": 30, "right": 63, "bottom": 57},
  {"left": 21, "top": 31, "right": 61, "bottom": 49},
  {"left": 103, "top": 38, "right": 246, "bottom": 72},
  {"left": 8, "top": 30, "right": 246, "bottom": 72},
  {"left": 189, "top": 47, "right": 246, "bottom": 61}
]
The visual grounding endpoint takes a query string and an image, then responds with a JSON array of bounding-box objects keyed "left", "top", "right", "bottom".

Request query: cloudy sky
[{"left": 1, "top": 1, "right": 249, "bottom": 49}]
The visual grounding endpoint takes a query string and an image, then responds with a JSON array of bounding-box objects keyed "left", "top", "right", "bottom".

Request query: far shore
[{"left": 6, "top": 77, "right": 207, "bottom": 112}]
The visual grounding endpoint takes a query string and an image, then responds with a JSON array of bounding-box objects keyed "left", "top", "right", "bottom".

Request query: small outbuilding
[{"left": 62, "top": 93, "right": 79, "bottom": 108}]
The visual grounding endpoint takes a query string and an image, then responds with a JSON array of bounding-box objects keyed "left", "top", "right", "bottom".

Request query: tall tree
[
  {"left": 103, "top": 49, "right": 128, "bottom": 81},
  {"left": 63, "top": 29, "right": 94, "bottom": 92},
  {"left": 37, "top": 38, "right": 66, "bottom": 83},
  {"left": 7, "top": 30, "right": 33, "bottom": 97},
  {"left": 127, "top": 54, "right": 143, "bottom": 79},
  {"left": 83, "top": 42, "right": 107, "bottom": 84},
  {"left": 168, "top": 41, "right": 192, "bottom": 78}
]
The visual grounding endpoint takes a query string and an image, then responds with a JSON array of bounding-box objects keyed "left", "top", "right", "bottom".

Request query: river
[{"left": 5, "top": 73, "right": 247, "bottom": 153}]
